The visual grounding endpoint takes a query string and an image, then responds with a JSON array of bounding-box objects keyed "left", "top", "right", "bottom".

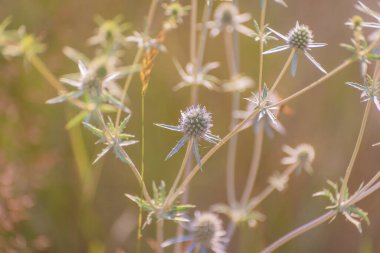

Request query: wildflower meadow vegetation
[{"left": 2, "top": 0, "right": 380, "bottom": 252}]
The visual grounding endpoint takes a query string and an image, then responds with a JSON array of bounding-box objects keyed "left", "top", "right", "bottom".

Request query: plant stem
[
  {"left": 137, "top": 94, "right": 146, "bottom": 241},
  {"left": 260, "top": 177, "right": 380, "bottom": 253},
  {"left": 240, "top": 125, "right": 264, "bottom": 204},
  {"left": 165, "top": 141, "right": 193, "bottom": 208},
  {"left": 260, "top": 211, "right": 336, "bottom": 253},
  {"left": 339, "top": 100, "right": 372, "bottom": 203},
  {"left": 258, "top": 0, "right": 267, "bottom": 98},
  {"left": 115, "top": 0, "right": 159, "bottom": 127},
  {"left": 270, "top": 59, "right": 354, "bottom": 108},
  {"left": 224, "top": 27, "right": 240, "bottom": 206},
  {"left": 247, "top": 163, "right": 298, "bottom": 210},
  {"left": 156, "top": 219, "right": 164, "bottom": 253},
  {"left": 269, "top": 49, "right": 295, "bottom": 93},
  {"left": 239, "top": 49, "right": 294, "bottom": 205}
]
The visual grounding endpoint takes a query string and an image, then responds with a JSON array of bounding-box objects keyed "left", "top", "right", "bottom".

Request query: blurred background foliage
[{"left": 1, "top": 0, "right": 380, "bottom": 252}]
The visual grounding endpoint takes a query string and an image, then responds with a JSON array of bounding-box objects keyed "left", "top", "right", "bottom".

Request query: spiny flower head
[
  {"left": 162, "top": 211, "right": 227, "bottom": 253},
  {"left": 155, "top": 105, "right": 220, "bottom": 168},
  {"left": 207, "top": 3, "right": 254, "bottom": 37},
  {"left": 282, "top": 144, "right": 315, "bottom": 174},
  {"left": 180, "top": 105, "right": 212, "bottom": 139},
  {"left": 288, "top": 24, "right": 313, "bottom": 50},
  {"left": 264, "top": 22, "right": 327, "bottom": 76}
]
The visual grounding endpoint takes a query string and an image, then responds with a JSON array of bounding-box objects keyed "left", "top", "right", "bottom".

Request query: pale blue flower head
[
  {"left": 156, "top": 105, "right": 220, "bottom": 169},
  {"left": 264, "top": 22, "right": 327, "bottom": 76}
]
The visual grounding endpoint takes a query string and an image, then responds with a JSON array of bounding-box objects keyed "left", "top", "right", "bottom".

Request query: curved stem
[
  {"left": 339, "top": 100, "right": 372, "bottom": 203},
  {"left": 260, "top": 211, "right": 335, "bottom": 253},
  {"left": 240, "top": 125, "right": 264, "bottom": 204}
]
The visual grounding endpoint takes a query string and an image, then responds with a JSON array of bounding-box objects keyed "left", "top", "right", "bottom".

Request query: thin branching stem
[
  {"left": 269, "top": 49, "right": 295, "bottom": 93},
  {"left": 224, "top": 28, "right": 241, "bottom": 206},
  {"left": 164, "top": 140, "right": 193, "bottom": 208},
  {"left": 260, "top": 211, "right": 336, "bottom": 253},
  {"left": 258, "top": 0, "right": 267, "bottom": 99},
  {"left": 339, "top": 100, "right": 372, "bottom": 203},
  {"left": 260, "top": 175, "right": 380, "bottom": 253},
  {"left": 175, "top": 2, "right": 200, "bottom": 251},
  {"left": 270, "top": 37, "right": 380, "bottom": 109},
  {"left": 156, "top": 219, "right": 164, "bottom": 253},
  {"left": 247, "top": 163, "right": 298, "bottom": 210},
  {"left": 240, "top": 125, "right": 264, "bottom": 204}
]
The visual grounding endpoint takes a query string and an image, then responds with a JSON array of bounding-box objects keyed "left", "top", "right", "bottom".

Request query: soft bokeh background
[{"left": 1, "top": 0, "right": 380, "bottom": 252}]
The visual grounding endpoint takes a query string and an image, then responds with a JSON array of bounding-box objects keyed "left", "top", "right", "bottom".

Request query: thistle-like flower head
[
  {"left": 264, "top": 22, "right": 327, "bottom": 76},
  {"left": 207, "top": 3, "right": 254, "bottom": 37},
  {"left": 162, "top": 211, "right": 227, "bottom": 253},
  {"left": 180, "top": 106, "right": 212, "bottom": 139},
  {"left": 288, "top": 24, "right": 313, "bottom": 50},
  {"left": 155, "top": 105, "right": 220, "bottom": 168},
  {"left": 282, "top": 144, "right": 315, "bottom": 174}
]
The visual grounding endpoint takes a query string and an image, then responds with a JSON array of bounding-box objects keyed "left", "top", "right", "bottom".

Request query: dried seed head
[
  {"left": 214, "top": 3, "right": 238, "bottom": 29},
  {"left": 180, "top": 105, "right": 212, "bottom": 138},
  {"left": 288, "top": 24, "right": 313, "bottom": 50},
  {"left": 191, "top": 212, "right": 224, "bottom": 247}
]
